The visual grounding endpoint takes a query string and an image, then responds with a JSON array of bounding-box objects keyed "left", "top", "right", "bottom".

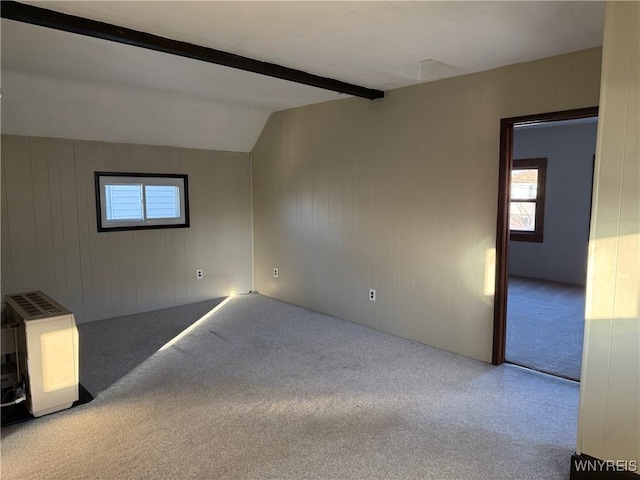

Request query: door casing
[{"left": 492, "top": 106, "right": 599, "bottom": 365}]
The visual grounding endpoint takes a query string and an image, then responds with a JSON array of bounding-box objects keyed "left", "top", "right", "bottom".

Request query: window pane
[
  {"left": 510, "top": 202, "right": 536, "bottom": 231},
  {"left": 145, "top": 185, "right": 180, "bottom": 219},
  {"left": 97, "top": 172, "right": 189, "bottom": 232},
  {"left": 511, "top": 169, "right": 538, "bottom": 199},
  {"left": 105, "top": 184, "right": 143, "bottom": 221}
]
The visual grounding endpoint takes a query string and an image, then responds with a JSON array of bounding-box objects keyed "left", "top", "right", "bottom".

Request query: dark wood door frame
[{"left": 492, "top": 106, "right": 599, "bottom": 365}]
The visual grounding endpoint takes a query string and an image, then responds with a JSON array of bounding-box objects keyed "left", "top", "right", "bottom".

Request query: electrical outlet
[
  {"left": 369, "top": 289, "right": 376, "bottom": 301},
  {"left": 196, "top": 269, "right": 203, "bottom": 279},
  {"left": 273, "top": 267, "right": 279, "bottom": 278}
]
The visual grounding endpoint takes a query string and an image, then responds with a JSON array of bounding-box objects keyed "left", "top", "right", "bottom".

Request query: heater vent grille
[{"left": 5, "top": 292, "right": 70, "bottom": 320}]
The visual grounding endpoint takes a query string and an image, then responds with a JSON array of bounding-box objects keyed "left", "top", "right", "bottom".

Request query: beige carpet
[
  {"left": 1, "top": 294, "right": 579, "bottom": 479},
  {"left": 506, "top": 276, "right": 585, "bottom": 380}
]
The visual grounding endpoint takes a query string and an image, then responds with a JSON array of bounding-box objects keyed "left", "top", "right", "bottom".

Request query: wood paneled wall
[
  {"left": 578, "top": 1, "right": 640, "bottom": 467},
  {"left": 252, "top": 47, "right": 602, "bottom": 363},
  {"left": 1, "top": 135, "right": 252, "bottom": 323}
]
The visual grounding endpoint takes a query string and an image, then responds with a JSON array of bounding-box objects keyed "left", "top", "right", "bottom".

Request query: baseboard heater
[{"left": 1, "top": 291, "right": 79, "bottom": 417}]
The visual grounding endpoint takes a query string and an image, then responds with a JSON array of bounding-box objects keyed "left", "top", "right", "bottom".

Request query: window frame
[
  {"left": 509, "top": 158, "right": 547, "bottom": 243},
  {"left": 95, "top": 172, "right": 190, "bottom": 232}
]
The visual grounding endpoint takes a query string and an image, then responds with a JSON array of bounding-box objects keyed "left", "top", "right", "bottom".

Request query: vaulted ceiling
[{"left": 1, "top": 1, "right": 606, "bottom": 152}]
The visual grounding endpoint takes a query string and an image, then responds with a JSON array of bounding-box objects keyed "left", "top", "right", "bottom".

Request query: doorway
[{"left": 492, "top": 107, "right": 599, "bottom": 379}]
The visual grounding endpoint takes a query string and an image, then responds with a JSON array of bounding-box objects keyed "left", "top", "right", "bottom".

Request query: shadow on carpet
[
  {"left": 1, "top": 383, "right": 93, "bottom": 427},
  {"left": 78, "top": 298, "right": 226, "bottom": 396}
]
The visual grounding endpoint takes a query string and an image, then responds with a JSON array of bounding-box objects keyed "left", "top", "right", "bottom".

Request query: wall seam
[
  {"left": 27, "top": 137, "right": 41, "bottom": 292},
  {"left": 1, "top": 141, "right": 15, "bottom": 293},
  {"left": 250, "top": 150, "right": 255, "bottom": 293}
]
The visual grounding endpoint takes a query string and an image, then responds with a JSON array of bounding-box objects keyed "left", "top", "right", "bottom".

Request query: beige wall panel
[
  {"left": 72, "top": 141, "right": 95, "bottom": 320},
  {"left": 181, "top": 149, "right": 207, "bottom": 304},
  {"left": 477, "top": 67, "right": 518, "bottom": 123},
  {"left": 111, "top": 143, "right": 131, "bottom": 172},
  {"left": 130, "top": 145, "right": 161, "bottom": 312},
  {"left": 578, "top": 317, "right": 611, "bottom": 455},
  {"left": 168, "top": 147, "right": 188, "bottom": 306},
  {"left": 526, "top": 56, "right": 562, "bottom": 114},
  {"left": 2, "top": 136, "right": 252, "bottom": 323},
  {"left": 569, "top": 48, "right": 605, "bottom": 109},
  {"left": 133, "top": 230, "right": 157, "bottom": 313},
  {"left": 556, "top": 57, "right": 577, "bottom": 113},
  {"left": 168, "top": 147, "right": 182, "bottom": 173},
  {"left": 340, "top": 118, "right": 360, "bottom": 326},
  {"left": 84, "top": 141, "right": 115, "bottom": 320},
  {"left": 29, "top": 137, "right": 58, "bottom": 300},
  {"left": 395, "top": 194, "right": 416, "bottom": 340},
  {"left": 154, "top": 232, "right": 174, "bottom": 310},
  {"left": 57, "top": 139, "right": 85, "bottom": 318},
  {"left": 150, "top": 147, "right": 174, "bottom": 310},
  {"left": 107, "top": 232, "right": 123, "bottom": 318},
  {"left": 1, "top": 154, "right": 14, "bottom": 295},
  {"left": 3, "top": 136, "right": 38, "bottom": 292},
  {"left": 180, "top": 148, "right": 253, "bottom": 304},
  {"left": 253, "top": 48, "right": 602, "bottom": 363},
  {"left": 330, "top": 108, "right": 358, "bottom": 322},
  {"left": 117, "top": 232, "right": 137, "bottom": 316},
  {"left": 46, "top": 138, "right": 69, "bottom": 306},
  {"left": 107, "top": 143, "right": 130, "bottom": 317},
  {"left": 150, "top": 145, "right": 171, "bottom": 173},
  {"left": 604, "top": 318, "right": 640, "bottom": 462},
  {"left": 169, "top": 228, "right": 187, "bottom": 307},
  {"left": 198, "top": 155, "right": 224, "bottom": 297},
  {"left": 214, "top": 154, "right": 253, "bottom": 295},
  {"left": 578, "top": 1, "right": 640, "bottom": 469}
]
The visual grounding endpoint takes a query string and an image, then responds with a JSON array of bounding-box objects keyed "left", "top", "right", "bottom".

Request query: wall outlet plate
[
  {"left": 196, "top": 269, "right": 203, "bottom": 279},
  {"left": 369, "top": 289, "right": 376, "bottom": 301},
  {"left": 273, "top": 267, "right": 279, "bottom": 278}
]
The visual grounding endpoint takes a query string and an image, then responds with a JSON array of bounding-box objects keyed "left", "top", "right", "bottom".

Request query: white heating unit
[{"left": 5, "top": 291, "right": 79, "bottom": 417}]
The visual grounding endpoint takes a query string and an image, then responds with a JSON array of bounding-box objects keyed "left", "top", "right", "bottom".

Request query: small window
[
  {"left": 95, "top": 172, "right": 189, "bottom": 232},
  {"left": 509, "top": 158, "right": 546, "bottom": 243}
]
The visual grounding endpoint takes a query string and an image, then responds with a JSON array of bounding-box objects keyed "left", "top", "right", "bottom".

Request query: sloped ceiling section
[
  {"left": 0, "top": 19, "right": 344, "bottom": 152},
  {"left": 1, "top": 1, "right": 605, "bottom": 152}
]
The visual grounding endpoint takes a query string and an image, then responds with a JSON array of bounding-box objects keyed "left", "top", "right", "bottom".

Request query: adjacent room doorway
[{"left": 492, "top": 107, "right": 599, "bottom": 381}]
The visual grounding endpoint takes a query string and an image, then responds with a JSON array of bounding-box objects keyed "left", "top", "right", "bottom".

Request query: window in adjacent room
[
  {"left": 95, "top": 172, "right": 189, "bottom": 232},
  {"left": 509, "top": 158, "right": 547, "bottom": 243}
]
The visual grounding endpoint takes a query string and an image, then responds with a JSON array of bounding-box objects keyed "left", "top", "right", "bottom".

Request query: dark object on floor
[{"left": 1, "top": 384, "right": 93, "bottom": 427}]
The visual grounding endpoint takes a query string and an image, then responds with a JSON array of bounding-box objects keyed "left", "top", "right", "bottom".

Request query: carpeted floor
[
  {"left": 1, "top": 294, "right": 579, "bottom": 479},
  {"left": 77, "top": 297, "right": 225, "bottom": 396},
  {"left": 506, "top": 276, "right": 586, "bottom": 381}
]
